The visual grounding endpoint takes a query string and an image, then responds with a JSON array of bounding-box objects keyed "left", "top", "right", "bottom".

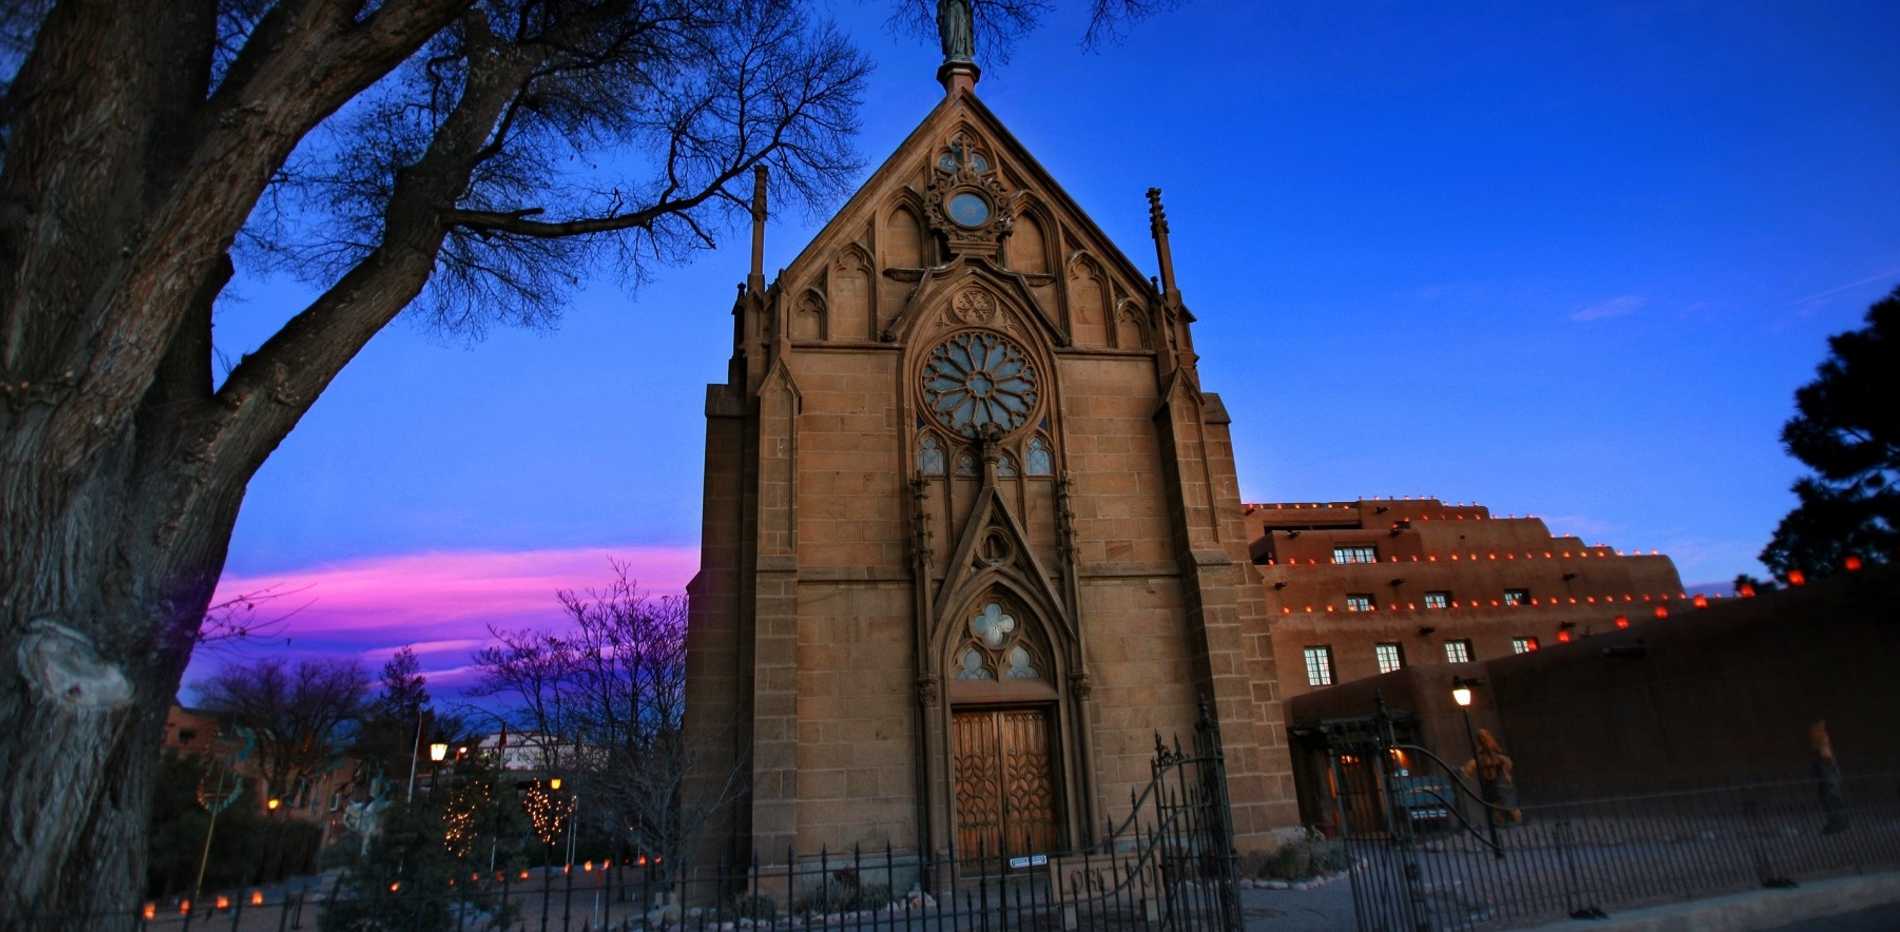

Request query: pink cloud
[{"left": 190, "top": 546, "right": 698, "bottom": 695}]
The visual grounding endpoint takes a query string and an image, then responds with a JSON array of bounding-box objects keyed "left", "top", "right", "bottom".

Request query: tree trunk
[{"left": 1, "top": 400, "right": 242, "bottom": 927}]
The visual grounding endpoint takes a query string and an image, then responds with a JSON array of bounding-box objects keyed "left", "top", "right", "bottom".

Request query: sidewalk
[{"left": 1240, "top": 878, "right": 1356, "bottom": 931}]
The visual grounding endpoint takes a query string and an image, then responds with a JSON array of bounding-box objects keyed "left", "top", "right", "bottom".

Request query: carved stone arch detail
[
  {"left": 792, "top": 287, "right": 827, "bottom": 342},
  {"left": 1065, "top": 251, "right": 1110, "bottom": 347},
  {"left": 882, "top": 196, "right": 928, "bottom": 269},
  {"left": 1113, "top": 298, "right": 1152, "bottom": 350},
  {"left": 1005, "top": 195, "right": 1057, "bottom": 278},
  {"left": 827, "top": 243, "right": 875, "bottom": 340}
]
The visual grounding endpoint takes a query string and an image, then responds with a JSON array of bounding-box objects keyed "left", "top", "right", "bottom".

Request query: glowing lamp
[
  {"left": 1654, "top": 605, "right": 1669, "bottom": 619},
  {"left": 1557, "top": 630, "right": 1572, "bottom": 644},
  {"left": 563, "top": 865, "right": 572, "bottom": 875},
  {"left": 1526, "top": 640, "right": 1540, "bottom": 652},
  {"left": 549, "top": 777, "right": 563, "bottom": 790},
  {"left": 638, "top": 855, "right": 648, "bottom": 866},
  {"left": 389, "top": 882, "right": 401, "bottom": 893},
  {"left": 179, "top": 900, "right": 191, "bottom": 916},
  {"left": 215, "top": 895, "right": 230, "bottom": 911},
  {"left": 429, "top": 742, "right": 449, "bottom": 762},
  {"left": 1787, "top": 570, "right": 1806, "bottom": 586},
  {"left": 603, "top": 859, "right": 613, "bottom": 869},
  {"left": 1739, "top": 583, "right": 1757, "bottom": 598},
  {"left": 1693, "top": 595, "right": 1709, "bottom": 609},
  {"left": 584, "top": 860, "right": 594, "bottom": 872},
  {"left": 143, "top": 903, "right": 157, "bottom": 920},
  {"left": 1614, "top": 615, "right": 1630, "bottom": 629},
  {"left": 1451, "top": 685, "right": 1473, "bottom": 707},
  {"left": 250, "top": 890, "right": 264, "bottom": 906},
  {"left": 519, "top": 870, "right": 531, "bottom": 880},
  {"left": 1845, "top": 555, "right": 1863, "bottom": 572},
  {"left": 266, "top": 797, "right": 281, "bottom": 812}
]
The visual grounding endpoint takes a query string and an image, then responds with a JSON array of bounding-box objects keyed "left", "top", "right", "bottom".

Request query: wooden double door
[{"left": 952, "top": 707, "right": 1062, "bottom": 859}]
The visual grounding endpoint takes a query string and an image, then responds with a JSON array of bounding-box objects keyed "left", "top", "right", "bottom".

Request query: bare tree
[
  {"left": 0, "top": 1, "right": 866, "bottom": 917},
  {"left": 887, "top": 0, "right": 1177, "bottom": 59},
  {"left": 193, "top": 658, "right": 370, "bottom": 807},
  {"left": 469, "top": 562, "right": 741, "bottom": 869}
]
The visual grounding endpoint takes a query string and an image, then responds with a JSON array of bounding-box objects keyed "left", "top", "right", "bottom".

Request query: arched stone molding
[
  {"left": 827, "top": 243, "right": 875, "bottom": 341},
  {"left": 1113, "top": 298, "right": 1152, "bottom": 350},
  {"left": 1065, "top": 252, "right": 1110, "bottom": 347},
  {"left": 791, "top": 288, "right": 827, "bottom": 342},
  {"left": 919, "top": 487, "right": 1091, "bottom": 858}
]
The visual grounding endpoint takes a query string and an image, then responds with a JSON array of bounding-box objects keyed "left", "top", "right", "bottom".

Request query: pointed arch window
[
  {"left": 1025, "top": 436, "right": 1054, "bottom": 477},
  {"left": 954, "top": 600, "right": 1043, "bottom": 684},
  {"left": 917, "top": 433, "right": 946, "bottom": 477},
  {"left": 996, "top": 452, "right": 1019, "bottom": 478}
]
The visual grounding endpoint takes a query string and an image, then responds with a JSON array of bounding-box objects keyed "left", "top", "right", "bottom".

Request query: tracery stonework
[
  {"left": 682, "top": 69, "right": 1296, "bottom": 869},
  {"left": 951, "top": 287, "right": 998, "bottom": 325}
]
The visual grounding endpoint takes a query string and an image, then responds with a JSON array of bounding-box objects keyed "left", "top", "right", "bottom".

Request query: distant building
[
  {"left": 159, "top": 703, "right": 357, "bottom": 833},
  {"left": 1248, "top": 498, "right": 1687, "bottom": 698}
]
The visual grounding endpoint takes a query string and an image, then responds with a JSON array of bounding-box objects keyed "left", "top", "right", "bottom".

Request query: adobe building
[
  {"left": 1248, "top": 498, "right": 1687, "bottom": 698},
  {"left": 681, "top": 53, "right": 1297, "bottom": 864},
  {"left": 1281, "top": 567, "right": 1899, "bottom": 830}
]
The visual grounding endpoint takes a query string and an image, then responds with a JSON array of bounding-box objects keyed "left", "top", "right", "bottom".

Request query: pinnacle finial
[
  {"left": 1147, "top": 187, "right": 1178, "bottom": 302},
  {"left": 748, "top": 166, "right": 768, "bottom": 292}
]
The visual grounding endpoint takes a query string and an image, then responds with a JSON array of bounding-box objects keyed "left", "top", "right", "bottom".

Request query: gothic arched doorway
[{"left": 944, "top": 596, "right": 1065, "bottom": 859}]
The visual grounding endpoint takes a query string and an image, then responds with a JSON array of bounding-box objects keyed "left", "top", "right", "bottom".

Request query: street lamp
[
  {"left": 549, "top": 777, "right": 562, "bottom": 791},
  {"left": 267, "top": 797, "right": 281, "bottom": 813},
  {"left": 429, "top": 742, "right": 449, "bottom": 763},
  {"left": 1451, "top": 675, "right": 1502, "bottom": 856}
]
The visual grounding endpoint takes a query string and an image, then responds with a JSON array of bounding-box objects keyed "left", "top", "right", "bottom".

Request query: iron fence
[
  {"left": 1332, "top": 739, "right": 1900, "bottom": 931},
  {"left": 15, "top": 710, "right": 1241, "bottom": 931}
]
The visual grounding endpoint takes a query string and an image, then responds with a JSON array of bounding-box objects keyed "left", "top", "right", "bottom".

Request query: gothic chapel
[{"left": 683, "top": 49, "right": 1296, "bottom": 867}]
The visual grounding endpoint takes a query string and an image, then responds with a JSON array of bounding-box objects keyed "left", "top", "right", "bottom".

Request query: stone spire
[
  {"left": 748, "top": 165, "right": 768, "bottom": 294},
  {"left": 1147, "top": 187, "right": 1180, "bottom": 305},
  {"left": 936, "top": 0, "right": 980, "bottom": 95}
]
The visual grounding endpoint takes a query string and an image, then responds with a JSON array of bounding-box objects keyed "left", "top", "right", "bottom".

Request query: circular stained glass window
[
  {"left": 922, "top": 331, "right": 1039, "bottom": 438},
  {"left": 947, "top": 192, "right": 991, "bottom": 228}
]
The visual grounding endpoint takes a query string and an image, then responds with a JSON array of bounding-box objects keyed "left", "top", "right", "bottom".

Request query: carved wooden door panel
[{"left": 952, "top": 708, "right": 1059, "bottom": 860}]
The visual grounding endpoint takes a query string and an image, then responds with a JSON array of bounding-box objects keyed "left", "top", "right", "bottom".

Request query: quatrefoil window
[
  {"left": 954, "top": 600, "right": 1042, "bottom": 682},
  {"left": 922, "top": 331, "right": 1038, "bottom": 438}
]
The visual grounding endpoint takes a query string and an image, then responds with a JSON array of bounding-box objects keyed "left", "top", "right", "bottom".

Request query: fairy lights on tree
[
  {"left": 440, "top": 779, "right": 491, "bottom": 859},
  {"left": 521, "top": 780, "right": 572, "bottom": 847}
]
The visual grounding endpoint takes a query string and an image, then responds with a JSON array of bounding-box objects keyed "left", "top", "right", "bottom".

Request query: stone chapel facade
[{"left": 683, "top": 64, "right": 1296, "bottom": 866}]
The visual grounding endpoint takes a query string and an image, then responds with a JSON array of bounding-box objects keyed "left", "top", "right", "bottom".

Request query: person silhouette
[{"left": 1811, "top": 720, "right": 1848, "bottom": 834}]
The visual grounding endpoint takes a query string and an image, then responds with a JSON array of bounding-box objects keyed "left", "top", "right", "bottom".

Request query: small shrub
[
  {"left": 727, "top": 893, "right": 777, "bottom": 921},
  {"left": 1252, "top": 828, "right": 1349, "bottom": 882}
]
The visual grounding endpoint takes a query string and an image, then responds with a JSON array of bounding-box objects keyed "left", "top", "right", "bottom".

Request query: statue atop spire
[
  {"left": 936, "top": 0, "right": 980, "bottom": 95},
  {"left": 938, "top": 0, "right": 974, "bottom": 62}
]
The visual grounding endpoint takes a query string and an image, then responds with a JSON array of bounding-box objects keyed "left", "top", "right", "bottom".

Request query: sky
[{"left": 192, "top": 1, "right": 1900, "bottom": 696}]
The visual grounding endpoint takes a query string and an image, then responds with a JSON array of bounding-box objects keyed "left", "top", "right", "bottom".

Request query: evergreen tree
[{"left": 1762, "top": 286, "right": 1900, "bottom": 579}]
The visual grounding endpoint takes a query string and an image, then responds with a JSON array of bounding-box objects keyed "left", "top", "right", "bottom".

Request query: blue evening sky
[{"left": 212, "top": 0, "right": 1899, "bottom": 642}]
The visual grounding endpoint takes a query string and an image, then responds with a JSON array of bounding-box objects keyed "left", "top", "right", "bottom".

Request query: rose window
[
  {"left": 954, "top": 601, "right": 1042, "bottom": 682},
  {"left": 922, "top": 331, "right": 1038, "bottom": 438}
]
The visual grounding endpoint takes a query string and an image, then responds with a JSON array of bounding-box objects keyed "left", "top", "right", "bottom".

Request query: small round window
[{"left": 947, "top": 192, "right": 991, "bottom": 228}]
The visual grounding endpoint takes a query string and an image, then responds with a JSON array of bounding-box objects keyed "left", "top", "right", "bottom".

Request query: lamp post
[
  {"left": 429, "top": 742, "right": 449, "bottom": 799},
  {"left": 1452, "top": 676, "right": 1502, "bottom": 856}
]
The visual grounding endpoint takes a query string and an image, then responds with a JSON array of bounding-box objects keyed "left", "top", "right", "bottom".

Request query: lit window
[
  {"left": 1503, "top": 588, "right": 1530, "bottom": 606},
  {"left": 1511, "top": 637, "right": 1539, "bottom": 654},
  {"left": 1375, "top": 643, "right": 1404, "bottom": 674},
  {"left": 1423, "top": 591, "right": 1450, "bottom": 609},
  {"left": 1302, "top": 646, "right": 1334, "bottom": 687},
  {"left": 1332, "top": 545, "right": 1378, "bottom": 565},
  {"left": 1444, "top": 639, "right": 1473, "bottom": 663},
  {"left": 1345, "top": 594, "right": 1375, "bottom": 613}
]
